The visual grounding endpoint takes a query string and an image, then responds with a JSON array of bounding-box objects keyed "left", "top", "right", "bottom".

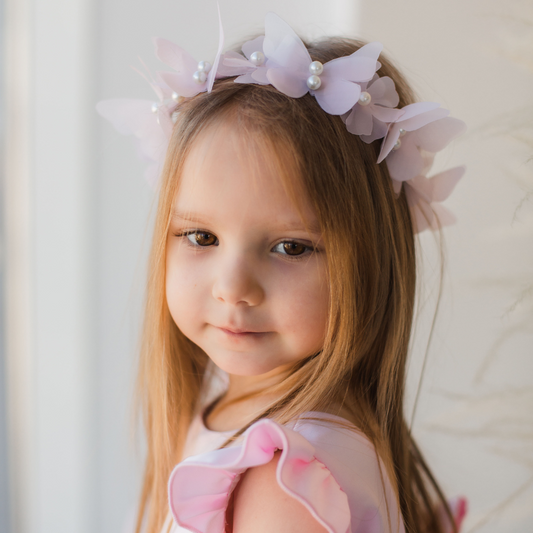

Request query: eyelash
[
  {"left": 173, "top": 230, "right": 315, "bottom": 260},
  {"left": 178, "top": 230, "right": 219, "bottom": 248}
]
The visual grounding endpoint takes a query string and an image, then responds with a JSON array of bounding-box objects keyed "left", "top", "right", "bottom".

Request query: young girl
[{"left": 98, "top": 12, "right": 467, "bottom": 533}]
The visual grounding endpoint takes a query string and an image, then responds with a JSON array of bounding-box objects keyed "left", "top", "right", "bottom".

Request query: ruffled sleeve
[
  {"left": 168, "top": 418, "right": 350, "bottom": 533},
  {"left": 168, "top": 416, "right": 405, "bottom": 533}
]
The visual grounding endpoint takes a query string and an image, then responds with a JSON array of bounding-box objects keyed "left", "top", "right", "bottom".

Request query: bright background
[{"left": 1, "top": 0, "right": 532, "bottom": 532}]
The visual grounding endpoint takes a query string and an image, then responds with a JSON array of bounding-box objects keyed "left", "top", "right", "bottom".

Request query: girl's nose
[{"left": 211, "top": 256, "right": 265, "bottom": 307}]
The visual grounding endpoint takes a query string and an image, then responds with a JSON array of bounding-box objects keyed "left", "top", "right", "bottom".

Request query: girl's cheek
[
  {"left": 271, "top": 259, "right": 329, "bottom": 323},
  {"left": 166, "top": 246, "right": 213, "bottom": 310},
  {"left": 167, "top": 260, "right": 201, "bottom": 299}
]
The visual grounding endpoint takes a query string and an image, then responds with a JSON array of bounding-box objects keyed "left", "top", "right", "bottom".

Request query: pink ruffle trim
[{"left": 168, "top": 418, "right": 351, "bottom": 533}]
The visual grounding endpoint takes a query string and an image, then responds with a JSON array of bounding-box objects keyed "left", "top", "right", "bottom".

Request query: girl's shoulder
[{"left": 169, "top": 412, "right": 404, "bottom": 533}]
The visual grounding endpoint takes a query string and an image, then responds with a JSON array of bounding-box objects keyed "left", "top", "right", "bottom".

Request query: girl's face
[{"left": 166, "top": 122, "right": 329, "bottom": 377}]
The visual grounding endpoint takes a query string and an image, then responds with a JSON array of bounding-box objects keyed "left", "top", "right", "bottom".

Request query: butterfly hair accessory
[{"left": 97, "top": 8, "right": 466, "bottom": 233}]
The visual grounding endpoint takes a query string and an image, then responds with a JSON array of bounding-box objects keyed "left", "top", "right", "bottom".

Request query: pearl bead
[
  {"left": 399, "top": 128, "right": 406, "bottom": 137},
  {"left": 151, "top": 102, "right": 159, "bottom": 114},
  {"left": 250, "top": 51, "right": 265, "bottom": 66},
  {"left": 193, "top": 70, "right": 207, "bottom": 84},
  {"left": 309, "top": 61, "right": 324, "bottom": 75},
  {"left": 307, "top": 74, "right": 322, "bottom": 91},
  {"left": 358, "top": 91, "right": 371, "bottom": 106},
  {"left": 393, "top": 139, "right": 402, "bottom": 151},
  {"left": 197, "top": 61, "right": 211, "bottom": 73},
  {"left": 172, "top": 92, "right": 180, "bottom": 102}
]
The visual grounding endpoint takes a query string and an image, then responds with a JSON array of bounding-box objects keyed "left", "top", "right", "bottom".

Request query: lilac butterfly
[
  {"left": 378, "top": 102, "right": 464, "bottom": 183},
  {"left": 155, "top": 4, "right": 224, "bottom": 98},
  {"left": 96, "top": 69, "right": 176, "bottom": 187},
  {"left": 219, "top": 36, "right": 270, "bottom": 84},
  {"left": 222, "top": 13, "right": 382, "bottom": 116},
  {"left": 343, "top": 74, "right": 404, "bottom": 143},
  {"left": 405, "top": 165, "right": 465, "bottom": 233}
]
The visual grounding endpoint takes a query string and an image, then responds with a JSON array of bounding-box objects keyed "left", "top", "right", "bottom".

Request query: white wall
[{"left": 5, "top": 0, "right": 97, "bottom": 531}]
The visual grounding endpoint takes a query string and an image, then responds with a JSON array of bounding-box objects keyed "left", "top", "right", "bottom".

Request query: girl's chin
[
  {"left": 206, "top": 351, "right": 295, "bottom": 379},
  {"left": 212, "top": 359, "right": 282, "bottom": 378}
]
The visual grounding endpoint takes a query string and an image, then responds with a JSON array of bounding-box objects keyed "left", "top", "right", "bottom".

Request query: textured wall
[{"left": 359, "top": 1, "right": 533, "bottom": 532}]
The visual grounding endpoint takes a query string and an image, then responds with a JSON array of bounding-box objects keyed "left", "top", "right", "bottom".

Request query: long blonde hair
[{"left": 135, "top": 37, "right": 456, "bottom": 533}]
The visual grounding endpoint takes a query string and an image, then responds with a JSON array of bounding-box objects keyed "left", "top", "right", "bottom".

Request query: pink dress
[{"left": 161, "top": 410, "right": 467, "bottom": 533}]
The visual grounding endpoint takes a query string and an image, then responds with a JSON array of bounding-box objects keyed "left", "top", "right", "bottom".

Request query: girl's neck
[
  {"left": 205, "top": 365, "right": 293, "bottom": 432},
  {"left": 205, "top": 364, "right": 356, "bottom": 432}
]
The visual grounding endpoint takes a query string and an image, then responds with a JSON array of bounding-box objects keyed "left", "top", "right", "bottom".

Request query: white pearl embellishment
[
  {"left": 197, "top": 61, "right": 212, "bottom": 73},
  {"left": 399, "top": 128, "right": 406, "bottom": 137},
  {"left": 393, "top": 139, "right": 402, "bottom": 151},
  {"left": 307, "top": 74, "right": 322, "bottom": 91},
  {"left": 309, "top": 61, "right": 324, "bottom": 75},
  {"left": 306, "top": 61, "right": 324, "bottom": 90},
  {"left": 250, "top": 51, "right": 265, "bottom": 66},
  {"left": 358, "top": 92, "right": 372, "bottom": 106},
  {"left": 193, "top": 70, "right": 207, "bottom": 84},
  {"left": 151, "top": 102, "right": 159, "bottom": 114},
  {"left": 192, "top": 61, "right": 211, "bottom": 84},
  {"left": 172, "top": 92, "right": 180, "bottom": 102}
]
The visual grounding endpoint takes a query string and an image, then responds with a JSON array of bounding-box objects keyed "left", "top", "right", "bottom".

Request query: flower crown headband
[{"left": 97, "top": 10, "right": 466, "bottom": 233}]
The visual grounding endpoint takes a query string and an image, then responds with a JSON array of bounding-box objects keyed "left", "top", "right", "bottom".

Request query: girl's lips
[{"left": 216, "top": 326, "right": 268, "bottom": 337}]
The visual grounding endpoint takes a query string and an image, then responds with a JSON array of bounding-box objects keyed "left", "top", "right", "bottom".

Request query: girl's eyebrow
[
  {"left": 171, "top": 210, "right": 322, "bottom": 235},
  {"left": 171, "top": 210, "right": 210, "bottom": 225},
  {"left": 272, "top": 220, "right": 322, "bottom": 235}
]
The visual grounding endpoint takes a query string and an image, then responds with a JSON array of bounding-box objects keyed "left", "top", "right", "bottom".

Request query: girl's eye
[
  {"left": 185, "top": 231, "right": 218, "bottom": 247},
  {"left": 272, "top": 241, "right": 311, "bottom": 257}
]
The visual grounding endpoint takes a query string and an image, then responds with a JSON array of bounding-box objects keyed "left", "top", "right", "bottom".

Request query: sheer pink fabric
[{"left": 168, "top": 414, "right": 404, "bottom": 533}]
